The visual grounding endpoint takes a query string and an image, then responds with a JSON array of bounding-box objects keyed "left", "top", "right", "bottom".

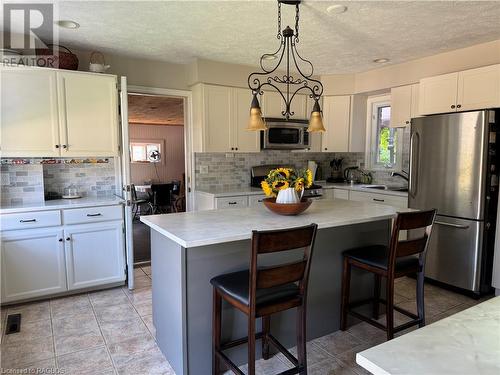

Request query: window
[
  {"left": 366, "top": 95, "right": 402, "bottom": 170},
  {"left": 130, "top": 141, "right": 162, "bottom": 163}
]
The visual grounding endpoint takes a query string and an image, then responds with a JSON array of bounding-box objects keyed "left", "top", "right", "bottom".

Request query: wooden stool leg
[
  {"left": 297, "top": 304, "right": 307, "bottom": 375},
  {"left": 212, "top": 288, "right": 222, "bottom": 375},
  {"left": 385, "top": 278, "right": 394, "bottom": 340},
  {"left": 373, "top": 274, "right": 381, "bottom": 319},
  {"left": 262, "top": 316, "right": 270, "bottom": 360},
  {"left": 340, "top": 257, "right": 351, "bottom": 331},
  {"left": 248, "top": 316, "right": 256, "bottom": 375},
  {"left": 416, "top": 270, "right": 425, "bottom": 328}
]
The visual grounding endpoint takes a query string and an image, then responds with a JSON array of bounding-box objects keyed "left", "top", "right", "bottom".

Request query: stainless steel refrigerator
[{"left": 409, "top": 110, "right": 499, "bottom": 295}]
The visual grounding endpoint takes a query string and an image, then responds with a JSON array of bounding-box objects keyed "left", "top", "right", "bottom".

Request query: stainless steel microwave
[{"left": 261, "top": 118, "right": 310, "bottom": 150}]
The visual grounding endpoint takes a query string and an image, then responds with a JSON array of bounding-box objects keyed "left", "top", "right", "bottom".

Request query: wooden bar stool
[
  {"left": 340, "top": 209, "right": 436, "bottom": 340},
  {"left": 211, "top": 223, "right": 318, "bottom": 375}
]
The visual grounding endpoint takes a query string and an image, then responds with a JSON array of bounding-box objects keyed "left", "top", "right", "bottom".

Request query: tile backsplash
[
  {"left": 195, "top": 127, "right": 410, "bottom": 191},
  {"left": 1, "top": 159, "right": 118, "bottom": 206}
]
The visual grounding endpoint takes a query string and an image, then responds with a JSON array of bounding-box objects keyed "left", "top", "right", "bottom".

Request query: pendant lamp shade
[
  {"left": 247, "top": 94, "right": 267, "bottom": 131},
  {"left": 307, "top": 99, "right": 325, "bottom": 133}
]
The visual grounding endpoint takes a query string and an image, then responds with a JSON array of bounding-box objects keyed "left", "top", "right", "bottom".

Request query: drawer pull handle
[
  {"left": 228, "top": 202, "right": 238, "bottom": 205},
  {"left": 66, "top": 237, "right": 71, "bottom": 241},
  {"left": 59, "top": 238, "right": 63, "bottom": 242},
  {"left": 86, "top": 213, "right": 102, "bottom": 217},
  {"left": 373, "top": 198, "right": 385, "bottom": 202},
  {"left": 19, "top": 219, "right": 37, "bottom": 223}
]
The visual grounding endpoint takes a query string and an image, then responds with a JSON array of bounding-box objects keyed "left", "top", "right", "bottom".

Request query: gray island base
[{"left": 141, "top": 199, "right": 407, "bottom": 375}]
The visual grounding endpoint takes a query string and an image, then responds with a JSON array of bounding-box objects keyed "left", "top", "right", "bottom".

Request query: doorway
[{"left": 128, "top": 93, "right": 186, "bottom": 263}]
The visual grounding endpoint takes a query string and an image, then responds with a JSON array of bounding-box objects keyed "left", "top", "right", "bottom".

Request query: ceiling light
[
  {"left": 326, "top": 4, "right": 348, "bottom": 14},
  {"left": 247, "top": 0, "right": 325, "bottom": 133},
  {"left": 56, "top": 20, "right": 80, "bottom": 29},
  {"left": 373, "top": 58, "right": 390, "bottom": 64}
]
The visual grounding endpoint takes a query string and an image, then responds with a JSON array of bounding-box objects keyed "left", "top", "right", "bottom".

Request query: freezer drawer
[{"left": 425, "top": 216, "right": 483, "bottom": 292}]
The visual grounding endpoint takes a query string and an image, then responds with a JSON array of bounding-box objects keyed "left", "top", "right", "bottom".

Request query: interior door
[{"left": 119, "top": 76, "right": 135, "bottom": 289}]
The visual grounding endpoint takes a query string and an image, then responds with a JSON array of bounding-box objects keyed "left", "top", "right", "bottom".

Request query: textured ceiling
[
  {"left": 8, "top": 1, "right": 500, "bottom": 74},
  {"left": 128, "top": 94, "right": 184, "bottom": 126}
]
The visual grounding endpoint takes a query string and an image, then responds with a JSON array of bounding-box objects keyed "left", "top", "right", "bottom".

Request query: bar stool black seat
[
  {"left": 340, "top": 209, "right": 436, "bottom": 340},
  {"left": 211, "top": 223, "right": 318, "bottom": 375}
]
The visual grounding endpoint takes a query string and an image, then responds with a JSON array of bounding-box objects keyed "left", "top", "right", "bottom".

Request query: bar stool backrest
[
  {"left": 249, "top": 224, "right": 318, "bottom": 307},
  {"left": 388, "top": 209, "right": 437, "bottom": 272}
]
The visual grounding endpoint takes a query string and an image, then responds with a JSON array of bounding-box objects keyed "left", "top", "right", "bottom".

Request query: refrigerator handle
[
  {"left": 409, "top": 131, "right": 420, "bottom": 199},
  {"left": 435, "top": 221, "right": 470, "bottom": 230}
]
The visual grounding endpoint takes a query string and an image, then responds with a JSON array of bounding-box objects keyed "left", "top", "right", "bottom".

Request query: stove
[{"left": 250, "top": 165, "right": 323, "bottom": 199}]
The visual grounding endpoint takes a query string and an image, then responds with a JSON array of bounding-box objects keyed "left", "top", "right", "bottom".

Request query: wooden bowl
[{"left": 262, "top": 198, "right": 312, "bottom": 216}]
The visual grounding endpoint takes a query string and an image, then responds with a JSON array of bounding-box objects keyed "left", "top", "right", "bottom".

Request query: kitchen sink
[{"left": 363, "top": 185, "right": 408, "bottom": 192}]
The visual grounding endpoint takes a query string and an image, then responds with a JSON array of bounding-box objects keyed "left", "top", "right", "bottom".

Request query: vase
[{"left": 276, "top": 187, "right": 300, "bottom": 204}]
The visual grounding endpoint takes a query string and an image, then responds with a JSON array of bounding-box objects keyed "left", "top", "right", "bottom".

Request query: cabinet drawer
[
  {"left": 248, "top": 195, "right": 267, "bottom": 207},
  {"left": 349, "top": 191, "right": 407, "bottom": 208},
  {"left": 215, "top": 196, "right": 248, "bottom": 210},
  {"left": 1, "top": 210, "right": 61, "bottom": 231},
  {"left": 63, "top": 205, "right": 123, "bottom": 225}
]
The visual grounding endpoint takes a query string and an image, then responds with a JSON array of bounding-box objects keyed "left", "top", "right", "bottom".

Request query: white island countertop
[
  {"left": 0, "top": 196, "right": 125, "bottom": 214},
  {"left": 356, "top": 296, "right": 500, "bottom": 375},
  {"left": 141, "top": 199, "right": 409, "bottom": 248}
]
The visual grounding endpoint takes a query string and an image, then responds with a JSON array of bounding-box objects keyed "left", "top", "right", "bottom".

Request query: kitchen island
[{"left": 141, "top": 199, "right": 409, "bottom": 375}]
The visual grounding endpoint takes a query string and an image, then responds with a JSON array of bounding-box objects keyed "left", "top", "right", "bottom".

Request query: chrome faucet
[{"left": 391, "top": 171, "right": 409, "bottom": 182}]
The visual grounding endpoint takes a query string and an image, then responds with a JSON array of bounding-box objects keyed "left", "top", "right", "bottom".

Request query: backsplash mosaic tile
[
  {"left": 0, "top": 158, "right": 118, "bottom": 206},
  {"left": 1, "top": 164, "right": 45, "bottom": 205}
]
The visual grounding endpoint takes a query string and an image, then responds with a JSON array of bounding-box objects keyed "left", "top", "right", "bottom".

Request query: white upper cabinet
[
  {"left": 390, "top": 85, "right": 412, "bottom": 128},
  {"left": 419, "top": 64, "right": 500, "bottom": 115},
  {"left": 194, "top": 84, "right": 259, "bottom": 153},
  {"left": 410, "top": 83, "right": 420, "bottom": 119},
  {"left": 58, "top": 72, "right": 119, "bottom": 156},
  {"left": 262, "top": 91, "right": 307, "bottom": 119},
  {"left": 322, "top": 96, "right": 351, "bottom": 152},
  {"left": 0, "top": 67, "right": 119, "bottom": 157},
  {"left": 1, "top": 68, "right": 60, "bottom": 157},
  {"left": 202, "top": 85, "right": 232, "bottom": 152},
  {"left": 232, "top": 88, "right": 260, "bottom": 152},
  {"left": 457, "top": 65, "right": 500, "bottom": 111},
  {"left": 419, "top": 72, "right": 459, "bottom": 115}
]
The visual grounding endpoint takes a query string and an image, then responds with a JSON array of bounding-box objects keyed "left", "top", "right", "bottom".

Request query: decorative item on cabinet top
[
  {"left": 1, "top": 158, "right": 110, "bottom": 165},
  {"left": 246, "top": 0, "right": 325, "bottom": 133},
  {"left": 89, "top": 51, "right": 111, "bottom": 73}
]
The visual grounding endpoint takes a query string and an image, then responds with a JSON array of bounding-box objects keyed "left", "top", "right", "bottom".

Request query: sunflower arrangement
[{"left": 261, "top": 167, "right": 313, "bottom": 197}]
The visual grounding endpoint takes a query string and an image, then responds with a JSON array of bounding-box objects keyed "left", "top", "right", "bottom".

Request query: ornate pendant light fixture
[{"left": 247, "top": 0, "right": 325, "bottom": 132}]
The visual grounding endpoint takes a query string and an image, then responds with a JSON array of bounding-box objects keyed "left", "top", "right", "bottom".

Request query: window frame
[
  {"left": 129, "top": 139, "right": 164, "bottom": 164},
  {"left": 365, "top": 95, "right": 402, "bottom": 171}
]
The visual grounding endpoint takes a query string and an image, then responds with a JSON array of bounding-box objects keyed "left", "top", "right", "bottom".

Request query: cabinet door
[
  {"left": 262, "top": 91, "right": 284, "bottom": 118},
  {"left": 457, "top": 65, "right": 500, "bottom": 111},
  {"left": 1, "top": 228, "right": 66, "bottom": 303},
  {"left": 203, "top": 85, "right": 232, "bottom": 152},
  {"left": 65, "top": 221, "right": 125, "bottom": 290},
  {"left": 390, "top": 85, "right": 412, "bottom": 128},
  {"left": 322, "top": 96, "right": 351, "bottom": 152},
  {"left": 419, "top": 72, "right": 458, "bottom": 115},
  {"left": 410, "top": 83, "right": 420, "bottom": 119},
  {"left": 232, "top": 88, "right": 260, "bottom": 152},
  {"left": 0, "top": 68, "right": 60, "bottom": 157},
  {"left": 290, "top": 94, "right": 307, "bottom": 119},
  {"left": 58, "top": 72, "right": 118, "bottom": 156}
]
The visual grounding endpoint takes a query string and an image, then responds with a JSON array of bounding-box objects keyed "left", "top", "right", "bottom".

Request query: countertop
[
  {"left": 196, "top": 181, "right": 408, "bottom": 198},
  {"left": 0, "top": 196, "right": 125, "bottom": 214},
  {"left": 356, "top": 296, "right": 500, "bottom": 375},
  {"left": 140, "top": 199, "right": 408, "bottom": 248}
]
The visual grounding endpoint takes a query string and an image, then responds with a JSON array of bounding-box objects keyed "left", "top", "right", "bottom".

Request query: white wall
[{"left": 129, "top": 124, "right": 185, "bottom": 185}]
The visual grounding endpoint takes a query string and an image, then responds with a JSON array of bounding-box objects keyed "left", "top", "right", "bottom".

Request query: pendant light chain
[
  {"left": 277, "top": 2, "right": 282, "bottom": 39},
  {"left": 295, "top": 4, "right": 300, "bottom": 42}
]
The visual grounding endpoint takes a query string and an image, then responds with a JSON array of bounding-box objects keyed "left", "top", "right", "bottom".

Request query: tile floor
[{"left": 0, "top": 268, "right": 491, "bottom": 375}]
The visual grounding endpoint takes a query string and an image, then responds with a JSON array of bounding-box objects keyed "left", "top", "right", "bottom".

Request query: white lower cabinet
[
  {"left": 64, "top": 221, "right": 125, "bottom": 291},
  {"left": 248, "top": 194, "right": 266, "bottom": 207},
  {"left": 349, "top": 191, "right": 408, "bottom": 208},
  {"left": 215, "top": 196, "right": 248, "bottom": 210},
  {"left": 1, "top": 228, "right": 67, "bottom": 303}
]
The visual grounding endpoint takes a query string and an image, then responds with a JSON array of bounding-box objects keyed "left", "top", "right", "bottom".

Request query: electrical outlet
[{"left": 200, "top": 165, "right": 209, "bottom": 174}]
